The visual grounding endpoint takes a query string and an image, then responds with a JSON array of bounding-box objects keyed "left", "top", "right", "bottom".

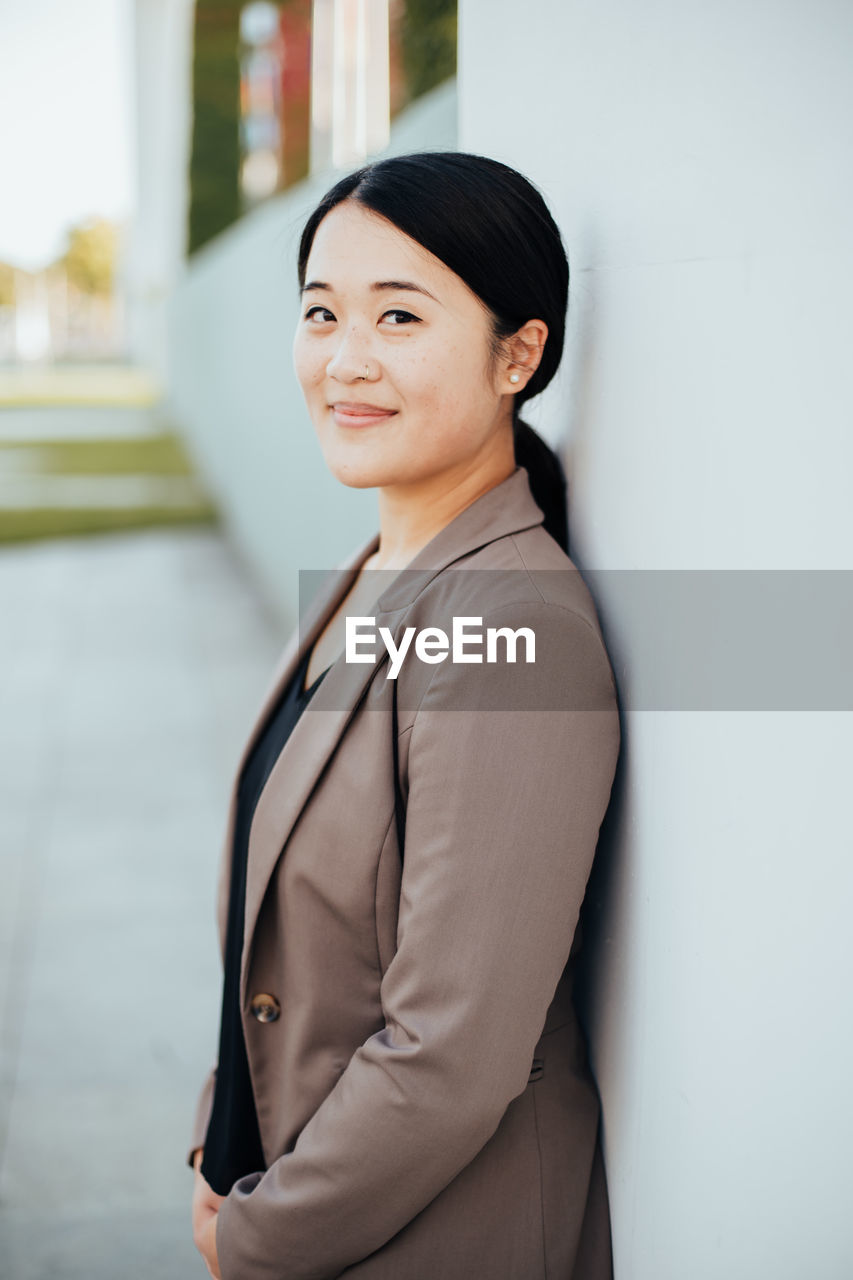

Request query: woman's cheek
[{"left": 292, "top": 337, "right": 321, "bottom": 394}]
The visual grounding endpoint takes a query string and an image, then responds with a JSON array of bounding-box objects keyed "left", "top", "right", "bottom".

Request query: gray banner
[{"left": 297, "top": 568, "right": 853, "bottom": 712}]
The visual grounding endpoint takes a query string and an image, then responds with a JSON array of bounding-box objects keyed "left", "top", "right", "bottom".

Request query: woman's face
[{"left": 292, "top": 199, "right": 515, "bottom": 490}]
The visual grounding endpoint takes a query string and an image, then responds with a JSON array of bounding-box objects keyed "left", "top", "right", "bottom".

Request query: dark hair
[{"left": 297, "top": 151, "right": 570, "bottom": 553}]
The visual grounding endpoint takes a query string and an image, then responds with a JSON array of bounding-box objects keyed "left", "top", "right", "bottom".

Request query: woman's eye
[
  {"left": 382, "top": 310, "right": 420, "bottom": 326},
  {"left": 302, "top": 306, "right": 419, "bottom": 326}
]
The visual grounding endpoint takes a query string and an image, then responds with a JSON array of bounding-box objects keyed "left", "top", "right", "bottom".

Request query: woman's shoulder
[
  {"left": 394, "top": 526, "right": 617, "bottom": 716},
  {"left": 437, "top": 522, "right": 606, "bottom": 641}
]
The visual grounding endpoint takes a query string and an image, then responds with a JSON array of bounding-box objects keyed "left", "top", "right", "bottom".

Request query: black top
[{"left": 201, "top": 647, "right": 330, "bottom": 1195}]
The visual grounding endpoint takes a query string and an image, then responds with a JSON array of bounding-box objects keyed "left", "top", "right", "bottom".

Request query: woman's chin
[
  {"left": 330, "top": 468, "right": 380, "bottom": 490},
  {"left": 323, "top": 453, "right": 411, "bottom": 491}
]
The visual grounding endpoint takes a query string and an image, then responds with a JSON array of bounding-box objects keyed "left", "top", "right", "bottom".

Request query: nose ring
[{"left": 361, "top": 363, "right": 371, "bottom": 381}]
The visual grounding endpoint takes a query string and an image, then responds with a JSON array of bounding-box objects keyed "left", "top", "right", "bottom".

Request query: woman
[{"left": 189, "top": 151, "right": 620, "bottom": 1280}]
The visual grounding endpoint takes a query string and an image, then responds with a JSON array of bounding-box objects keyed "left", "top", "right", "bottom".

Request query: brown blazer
[{"left": 189, "top": 466, "right": 621, "bottom": 1280}]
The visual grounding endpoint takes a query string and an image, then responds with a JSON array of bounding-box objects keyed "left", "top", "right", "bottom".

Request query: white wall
[
  {"left": 459, "top": 3, "right": 853, "bottom": 1277},
  {"left": 168, "top": 79, "right": 456, "bottom": 630}
]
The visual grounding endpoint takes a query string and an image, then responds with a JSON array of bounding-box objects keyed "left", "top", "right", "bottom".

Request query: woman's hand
[{"left": 192, "top": 1148, "right": 225, "bottom": 1279}]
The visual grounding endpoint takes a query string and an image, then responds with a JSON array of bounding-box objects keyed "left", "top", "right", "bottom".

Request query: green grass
[
  {"left": 0, "top": 431, "right": 219, "bottom": 544},
  {"left": 0, "top": 432, "right": 199, "bottom": 475},
  {"left": 0, "top": 503, "right": 219, "bottom": 544}
]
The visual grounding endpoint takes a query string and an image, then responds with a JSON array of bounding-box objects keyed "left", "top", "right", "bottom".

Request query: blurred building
[
  {"left": 126, "top": 0, "right": 196, "bottom": 383},
  {"left": 238, "top": 1, "right": 311, "bottom": 205},
  {"left": 0, "top": 223, "right": 127, "bottom": 366}
]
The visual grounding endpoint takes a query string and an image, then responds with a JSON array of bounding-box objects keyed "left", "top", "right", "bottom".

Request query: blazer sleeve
[
  {"left": 188, "top": 774, "right": 235, "bottom": 1167},
  {"left": 214, "top": 600, "right": 621, "bottom": 1280}
]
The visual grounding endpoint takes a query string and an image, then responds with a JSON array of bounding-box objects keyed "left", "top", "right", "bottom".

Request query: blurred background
[{"left": 1, "top": 2, "right": 851, "bottom": 1278}]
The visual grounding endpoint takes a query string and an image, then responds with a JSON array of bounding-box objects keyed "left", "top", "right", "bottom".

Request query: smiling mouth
[{"left": 330, "top": 403, "right": 398, "bottom": 426}]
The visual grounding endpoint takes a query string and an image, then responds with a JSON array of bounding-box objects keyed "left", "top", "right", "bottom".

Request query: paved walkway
[{"left": 0, "top": 526, "right": 282, "bottom": 1278}]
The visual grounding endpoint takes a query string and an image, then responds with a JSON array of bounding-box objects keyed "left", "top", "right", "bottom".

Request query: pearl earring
[{"left": 509, "top": 372, "right": 521, "bottom": 384}]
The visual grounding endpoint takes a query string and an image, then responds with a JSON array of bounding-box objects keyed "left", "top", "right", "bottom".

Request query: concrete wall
[
  {"left": 168, "top": 79, "right": 456, "bottom": 631},
  {"left": 458, "top": 3, "right": 852, "bottom": 1277}
]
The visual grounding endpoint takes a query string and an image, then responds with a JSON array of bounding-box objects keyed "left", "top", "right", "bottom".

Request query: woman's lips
[{"left": 330, "top": 402, "right": 398, "bottom": 428}]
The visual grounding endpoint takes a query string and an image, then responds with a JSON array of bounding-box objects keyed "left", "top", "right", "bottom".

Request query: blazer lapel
[
  {"left": 234, "top": 528, "right": 380, "bottom": 782},
  {"left": 240, "top": 466, "right": 546, "bottom": 998},
  {"left": 242, "top": 630, "right": 393, "bottom": 997},
  {"left": 211, "top": 529, "right": 377, "bottom": 945}
]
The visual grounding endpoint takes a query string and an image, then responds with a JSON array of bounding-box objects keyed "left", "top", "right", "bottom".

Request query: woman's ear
[{"left": 504, "top": 320, "right": 549, "bottom": 392}]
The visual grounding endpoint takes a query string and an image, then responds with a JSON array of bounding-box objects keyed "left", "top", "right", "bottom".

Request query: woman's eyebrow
[
  {"left": 371, "top": 280, "right": 440, "bottom": 302},
  {"left": 300, "top": 279, "right": 440, "bottom": 303}
]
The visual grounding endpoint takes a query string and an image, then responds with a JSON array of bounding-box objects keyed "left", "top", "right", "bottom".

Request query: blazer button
[{"left": 250, "top": 993, "right": 281, "bottom": 1023}]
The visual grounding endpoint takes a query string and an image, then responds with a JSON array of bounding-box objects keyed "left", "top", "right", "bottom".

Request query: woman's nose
[{"left": 325, "top": 328, "right": 374, "bottom": 383}]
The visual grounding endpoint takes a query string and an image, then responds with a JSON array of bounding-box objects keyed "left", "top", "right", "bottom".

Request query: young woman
[{"left": 189, "top": 151, "right": 620, "bottom": 1280}]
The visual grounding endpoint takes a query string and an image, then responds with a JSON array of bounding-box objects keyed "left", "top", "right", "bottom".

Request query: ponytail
[{"left": 513, "top": 418, "right": 569, "bottom": 555}]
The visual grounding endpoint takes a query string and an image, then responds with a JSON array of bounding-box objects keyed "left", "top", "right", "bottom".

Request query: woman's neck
[{"left": 368, "top": 447, "right": 516, "bottom": 573}]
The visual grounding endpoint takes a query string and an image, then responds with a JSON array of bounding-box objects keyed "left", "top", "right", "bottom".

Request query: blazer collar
[
  {"left": 239, "top": 465, "right": 544, "bottom": 772},
  {"left": 238, "top": 465, "right": 545, "bottom": 990}
]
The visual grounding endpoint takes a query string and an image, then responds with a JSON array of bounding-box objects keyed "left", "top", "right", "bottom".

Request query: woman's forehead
[{"left": 306, "top": 202, "right": 453, "bottom": 295}]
